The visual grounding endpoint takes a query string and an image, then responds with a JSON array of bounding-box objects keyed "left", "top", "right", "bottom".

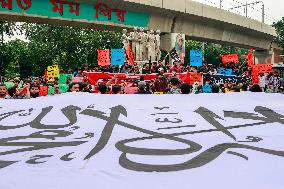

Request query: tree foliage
[
  {"left": 0, "top": 21, "right": 261, "bottom": 78},
  {"left": 273, "top": 17, "right": 284, "bottom": 52},
  {"left": 185, "top": 40, "right": 248, "bottom": 66}
]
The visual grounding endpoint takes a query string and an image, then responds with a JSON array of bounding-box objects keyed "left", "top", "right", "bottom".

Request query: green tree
[
  {"left": 185, "top": 40, "right": 248, "bottom": 66},
  {"left": 22, "top": 23, "right": 122, "bottom": 73},
  {"left": 273, "top": 17, "right": 284, "bottom": 52}
]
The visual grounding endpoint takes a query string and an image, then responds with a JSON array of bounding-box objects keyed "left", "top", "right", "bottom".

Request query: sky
[{"left": 193, "top": 0, "right": 284, "bottom": 24}]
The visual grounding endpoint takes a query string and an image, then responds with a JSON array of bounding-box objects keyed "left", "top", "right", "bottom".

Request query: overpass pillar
[
  {"left": 160, "top": 33, "right": 186, "bottom": 65},
  {"left": 254, "top": 49, "right": 273, "bottom": 64}
]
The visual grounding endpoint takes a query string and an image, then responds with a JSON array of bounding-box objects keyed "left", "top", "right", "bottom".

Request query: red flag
[
  {"left": 126, "top": 44, "right": 134, "bottom": 64},
  {"left": 247, "top": 48, "right": 254, "bottom": 67}
]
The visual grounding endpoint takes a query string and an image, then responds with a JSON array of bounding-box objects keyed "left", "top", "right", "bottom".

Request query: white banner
[{"left": 0, "top": 93, "right": 284, "bottom": 189}]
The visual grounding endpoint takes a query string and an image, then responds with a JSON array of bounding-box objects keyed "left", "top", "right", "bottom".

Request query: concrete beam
[{"left": 0, "top": 0, "right": 277, "bottom": 50}]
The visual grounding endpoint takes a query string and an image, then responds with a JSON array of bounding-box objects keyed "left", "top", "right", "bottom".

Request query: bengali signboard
[
  {"left": 0, "top": 93, "right": 284, "bottom": 189},
  {"left": 0, "top": 0, "right": 150, "bottom": 28}
]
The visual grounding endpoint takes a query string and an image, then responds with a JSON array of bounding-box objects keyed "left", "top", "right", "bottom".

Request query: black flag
[{"left": 169, "top": 48, "right": 181, "bottom": 62}]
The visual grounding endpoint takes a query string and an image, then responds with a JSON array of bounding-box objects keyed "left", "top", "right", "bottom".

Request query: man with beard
[
  {"left": 30, "top": 84, "right": 40, "bottom": 98},
  {"left": 0, "top": 84, "right": 7, "bottom": 99},
  {"left": 154, "top": 74, "right": 168, "bottom": 93}
]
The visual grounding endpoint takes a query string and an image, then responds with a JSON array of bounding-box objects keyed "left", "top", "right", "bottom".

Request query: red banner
[
  {"left": 222, "top": 54, "right": 238, "bottom": 65},
  {"left": 84, "top": 72, "right": 193, "bottom": 85},
  {"left": 251, "top": 63, "right": 273, "bottom": 83}
]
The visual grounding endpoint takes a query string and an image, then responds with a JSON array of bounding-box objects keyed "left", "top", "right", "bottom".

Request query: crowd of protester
[{"left": 0, "top": 60, "right": 283, "bottom": 99}]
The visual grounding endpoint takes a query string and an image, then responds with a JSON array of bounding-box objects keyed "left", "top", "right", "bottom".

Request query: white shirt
[{"left": 259, "top": 75, "right": 266, "bottom": 88}]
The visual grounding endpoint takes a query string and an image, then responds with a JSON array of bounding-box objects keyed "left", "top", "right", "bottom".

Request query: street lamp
[
  {"left": 229, "top": 1, "right": 265, "bottom": 23},
  {"left": 219, "top": 0, "right": 223, "bottom": 9}
]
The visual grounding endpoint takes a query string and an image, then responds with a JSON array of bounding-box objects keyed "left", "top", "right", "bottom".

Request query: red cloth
[
  {"left": 126, "top": 44, "right": 134, "bottom": 64},
  {"left": 84, "top": 72, "right": 192, "bottom": 85},
  {"left": 222, "top": 54, "right": 238, "bottom": 65}
]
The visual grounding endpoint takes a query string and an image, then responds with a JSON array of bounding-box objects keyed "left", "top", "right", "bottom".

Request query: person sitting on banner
[
  {"left": 167, "top": 77, "right": 181, "bottom": 94},
  {"left": 69, "top": 83, "right": 80, "bottom": 92},
  {"left": 0, "top": 84, "right": 7, "bottom": 99},
  {"left": 135, "top": 82, "right": 151, "bottom": 94},
  {"left": 180, "top": 83, "right": 191, "bottom": 94}
]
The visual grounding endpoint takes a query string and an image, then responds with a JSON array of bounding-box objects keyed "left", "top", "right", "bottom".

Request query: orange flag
[
  {"left": 44, "top": 69, "right": 48, "bottom": 82},
  {"left": 247, "top": 48, "right": 254, "bottom": 67},
  {"left": 126, "top": 44, "right": 134, "bottom": 64}
]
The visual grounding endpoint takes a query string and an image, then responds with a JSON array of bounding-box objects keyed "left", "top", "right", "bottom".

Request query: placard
[
  {"left": 222, "top": 54, "right": 238, "bottom": 65},
  {"left": 47, "top": 65, "right": 60, "bottom": 82},
  {"left": 111, "top": 49, "right": 124, "bottom": 66},
  {"left": 190, "top": 50, "right": 202, "bottom": 67},
  {"left": 98, "top": 49, "right": 110, "bottom": 66}
]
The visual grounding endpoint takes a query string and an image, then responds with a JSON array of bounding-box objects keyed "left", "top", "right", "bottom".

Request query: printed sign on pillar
[
  {"left": 190, "top": 50, "right": 202, "bottom": 67},
  {"left": 170, "top": 48, "right": 181, "bottom": 63},
  {"left": 98, "top": 49, "right": 110, "bottom": 66},
  {"left": 111, "top": 49, "right": 125, "bottom": 66}
]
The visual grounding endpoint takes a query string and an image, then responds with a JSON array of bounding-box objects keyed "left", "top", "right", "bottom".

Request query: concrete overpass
[{"left": 0, "top": 0, "right": 278, "bottom": 53}]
